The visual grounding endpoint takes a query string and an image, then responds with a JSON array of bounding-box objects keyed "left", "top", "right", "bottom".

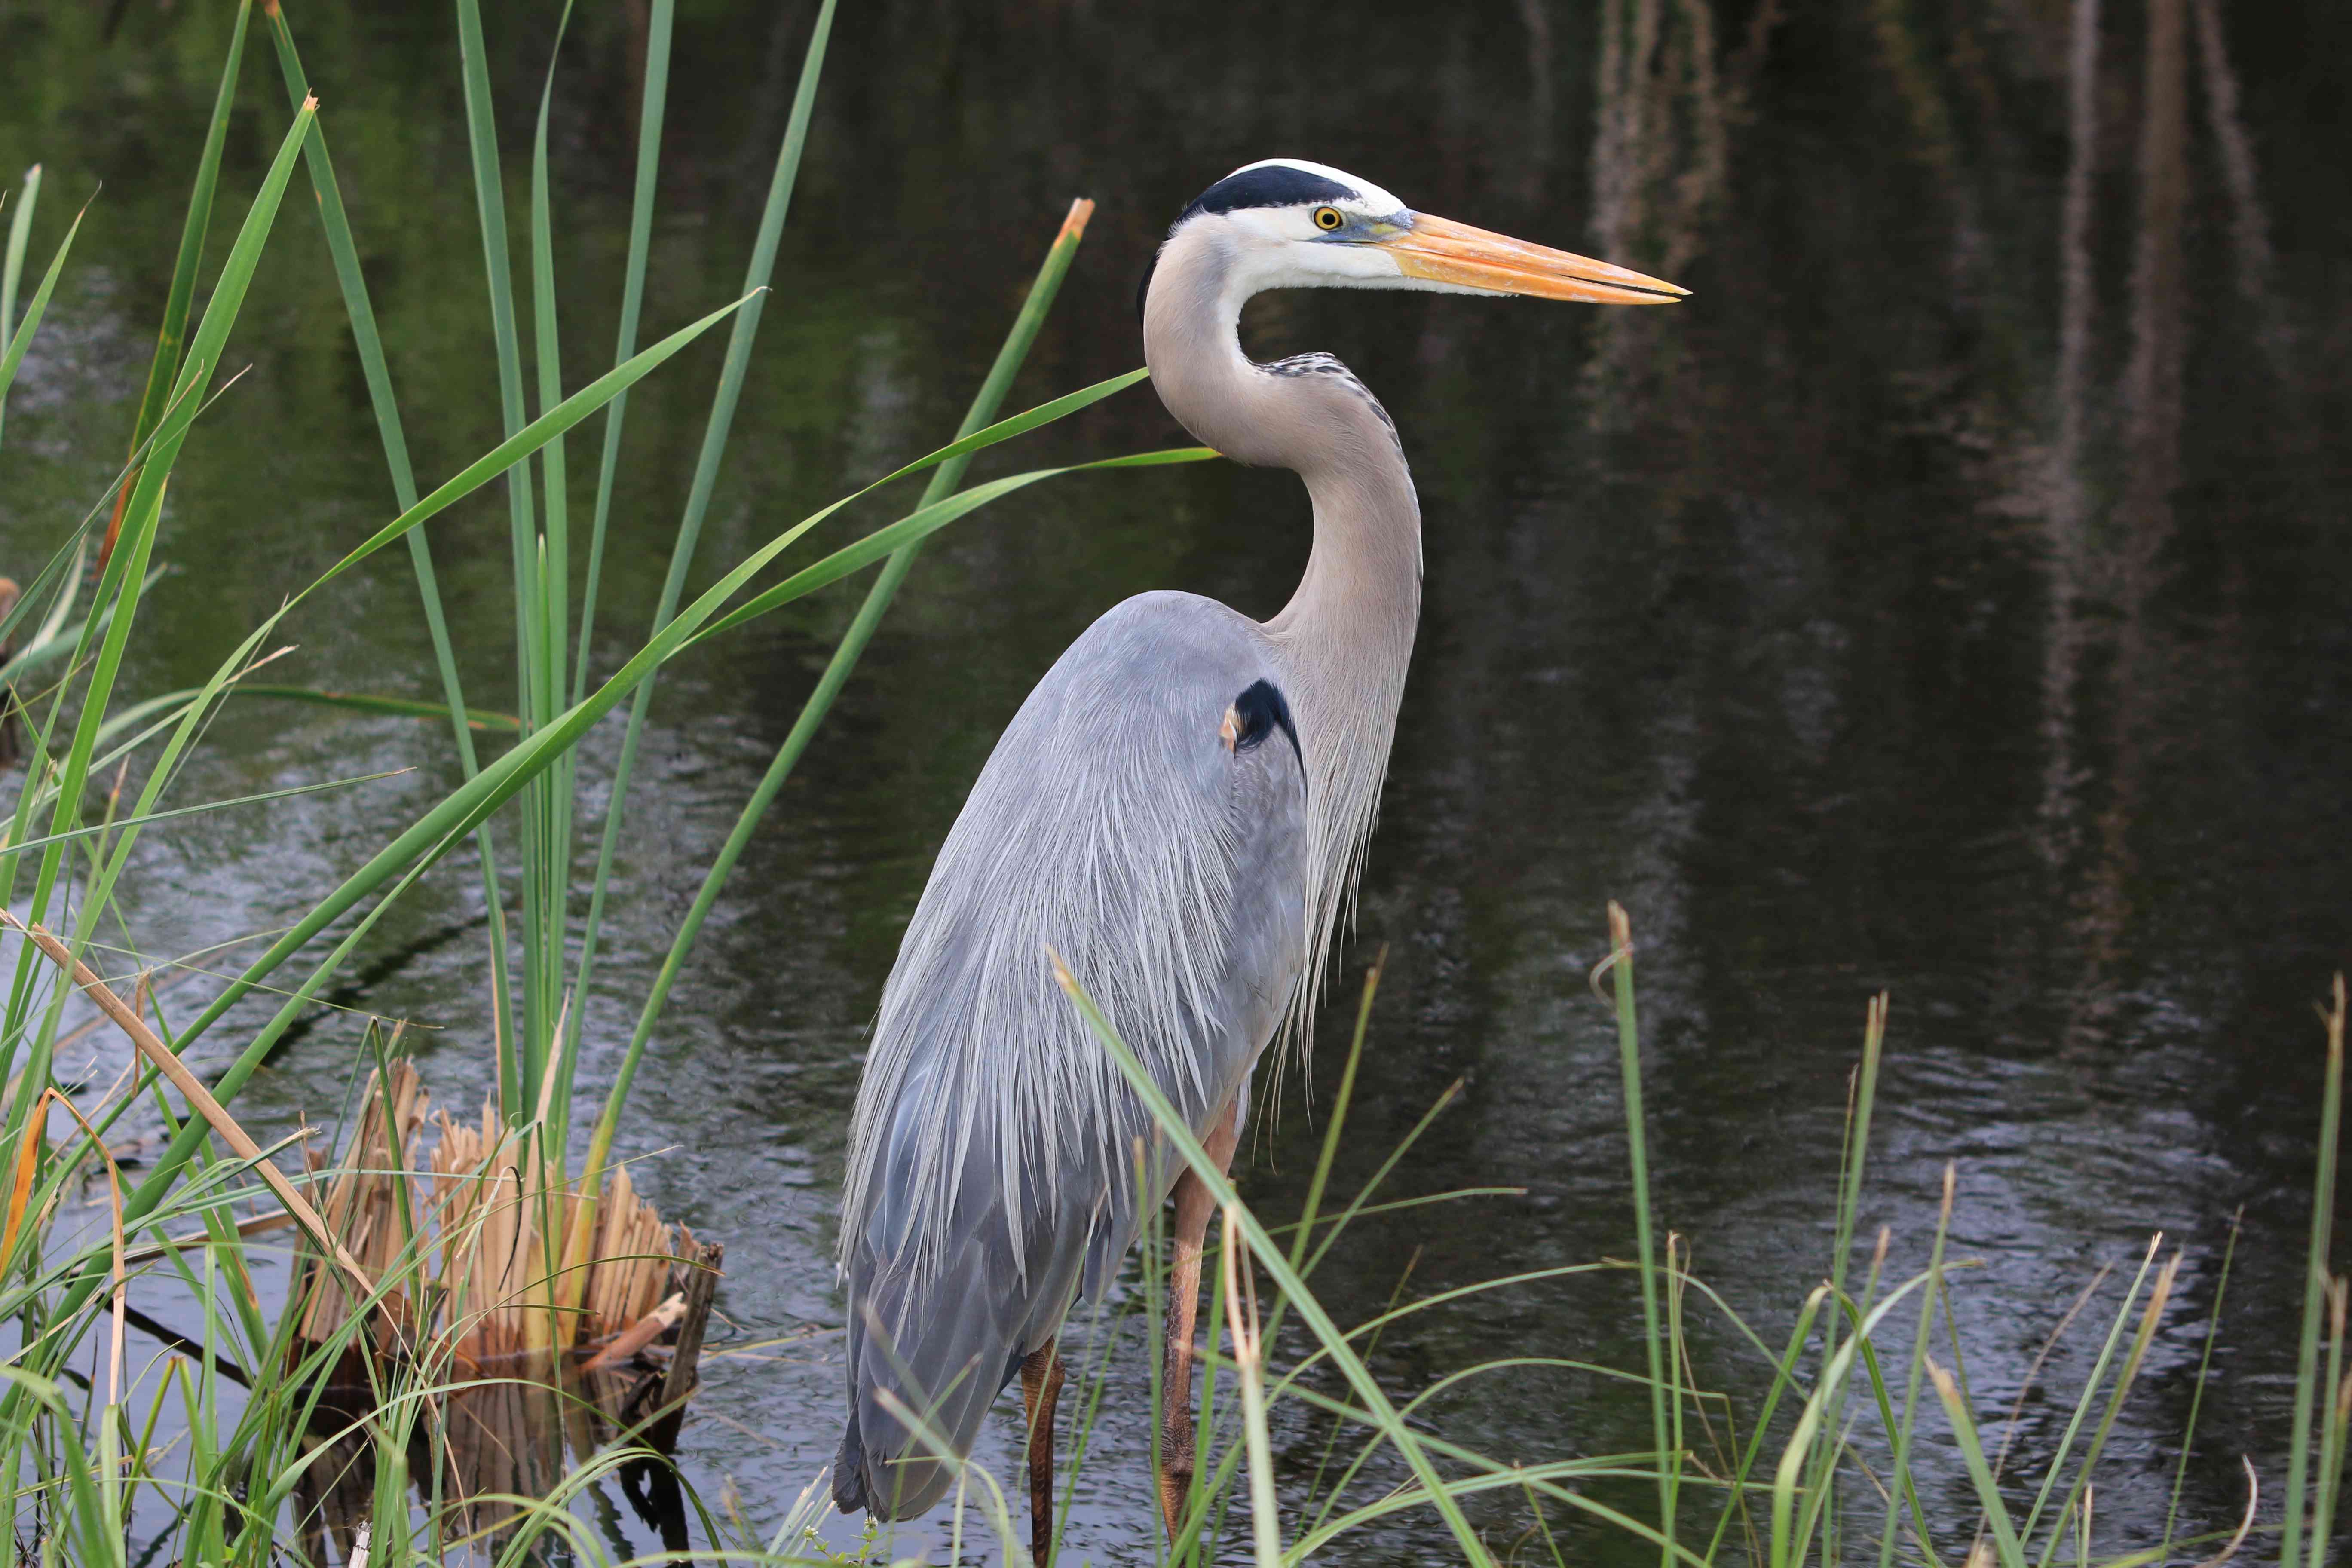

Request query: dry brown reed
[
  {"left": 278, "top": 1061, "right": 720, "bottom": 1557},
  {"left": 289, "top": 1062, "right": 712, "bottom": 1381}
]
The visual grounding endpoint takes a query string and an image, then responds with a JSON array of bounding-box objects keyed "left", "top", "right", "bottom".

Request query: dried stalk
[{"left": 1, "top": 910, "right": 372, "bottom": 1293}]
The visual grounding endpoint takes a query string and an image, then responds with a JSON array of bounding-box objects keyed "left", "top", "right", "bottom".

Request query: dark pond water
[{"left": 1, "top": 0, "right": 2348, "bottom": 1561}]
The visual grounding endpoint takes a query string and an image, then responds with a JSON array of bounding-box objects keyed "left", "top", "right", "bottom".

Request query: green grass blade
[
  {"left": 1770, "top": 1271, "right": 1944, "bottom": 1568},
  {"left": 98, "top": 0, "right": 251, "bottom": 571},
  {"left": 1274, "top": 962, "right": 1393, "bottom": 1537},
  {"left": 681, "top": 445, "right": 1209, "bottom": 650},
  {"left": 1300, "top": 1081, "right": 1464, "bottom": 1280},
  {"left": 1605, "top": 900, "right": 1674, "bottom": 1562},
  {"left": 1703, "top": 1285, "right": 1828, "bottom": 1565},
  {"left": 450, "top": 0, "right": 537, "bottom": 602},
  {"left": 0, "top": 164, "right": 37, "bottom": 343},
  {"left": 213, "top": 686, "right": 519, "bottom": 730},
  {"left": 1929, "top": 1356, "right": 2029, "bottom": 1568},
  {"left": 2160, "top": 1211, "right": 2239, "bottom": 1560},
  {"left": 265, "top": 3, "right": 516, "bottom": 1064},
  {"left": 1294, "top": 954, "right": 1380, "bottom": 1272},
  {"left": 308, "top": 292, "right": 762, "bottom": 592},
  {"left": 1289, "top": 1452, "right": 1706, "bottom": 1562},
  {"left": 454, "top": 0, "right": 541, "bottom": 1120},
  {"left": 522, "top": 0, "right": 581, "bottom": 1125},
  {"left": 2030, "top": 1251, "right": 2180, "bottom": 1567},
  {"left": 2017, "top": 1237, "right": 2160, "bottom": 1546},
  {"left": 1226, "top": 1211, "right": 1285, "bottom": 1568},
  {"left": 1270, "top": 1262, "right": 1608, "bottom": 1385},
  {"left": 1050, "top": 956, "right": 1506, "bottom": 1568},
  {"left": 1825, "top": 998, "right": 1887, "bottom": 1338},
  {"left": 530, "top": 7, "right": 577, "bottom": 716},
  {"left": 0, "top": 196, "right": 86, "bottom": 453},
  {"left": 39, "top": 625, "right": 351, "bottom": 1014},
  {"left": 0, "top": 769, "right": 406, "bottom": 861},
  {"left": 1874, "top": 1164, "right": 1957, "bottom": 1568},
  {"left": 1829, "top": 1286, "right": 1931, "bottom": 1567},
  {"left": 0, "top": 162, "right": 46, "bottom": 448},
  {"left": 1807, "top": 995, "right": 1889, "bottom": 1562},
  {"left": 650, "top": 0, "right": 836, "bottom": 625},
  {"left": 1666, "top": 1233, "right": 1689, "bottom": 1554},
  {"left": 2283, "top": 975, "right": 2346, "bottom": 1568},
  {"left": 575, "top": 0, "right": 676, "bottom": 704},
  {"left": 26, "top": 678, "right": 509, "bottom": 798},
  {"left": 0, "top": 502, "right": 91, "bottom": 660},
  {"left": 0, "top": 570, "right": 149, "bottom": 685},
  {"left": 570, "top": 0, "right": 839, "bottom": 1096},
  {"left": 2306, "top": 1277, "right": 2348, "bottom": 1566}
]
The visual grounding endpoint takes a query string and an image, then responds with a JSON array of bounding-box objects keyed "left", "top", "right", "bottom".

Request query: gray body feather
[
  {"left": 834, "top": 591, "right": 1309, "bottom": 1517},
  {"left": 835, "top": 163, "right": 1433, "bottom": 1522}
]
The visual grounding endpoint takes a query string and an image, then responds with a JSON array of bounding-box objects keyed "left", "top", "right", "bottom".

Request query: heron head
[{"left": 1141, "top": 158, "right": 1688, "bottom": 315}]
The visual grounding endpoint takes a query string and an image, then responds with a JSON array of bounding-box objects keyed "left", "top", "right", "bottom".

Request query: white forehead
[{"left": 1221, "top": 158, "right": 1407, "bottom": 214}]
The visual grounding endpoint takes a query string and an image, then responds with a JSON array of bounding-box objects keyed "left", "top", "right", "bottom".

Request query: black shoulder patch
[{"left": 1231, "top": 679, "right": 1302, "bottom": 769}]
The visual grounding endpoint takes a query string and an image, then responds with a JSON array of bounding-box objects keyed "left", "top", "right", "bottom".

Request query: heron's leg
[
  {"left": 1020, "top": 1339, "right": 1065, "bottom": 1568},
  {"left": 1156, "top": 1099, "right": 1242, "bottom": 1545}
]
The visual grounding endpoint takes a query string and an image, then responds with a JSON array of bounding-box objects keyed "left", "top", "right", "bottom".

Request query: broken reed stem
[
  {"left": 581, "top": 1290, "right": 684, "bottom": 1373},
  {"left": 1, "top": 910, "right": 373, "bottom": 1294}
]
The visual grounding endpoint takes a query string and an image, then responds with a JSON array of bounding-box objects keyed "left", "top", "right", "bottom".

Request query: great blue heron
[{"left": 832, "top": 159, "right": 1683, "bottom": 1559}]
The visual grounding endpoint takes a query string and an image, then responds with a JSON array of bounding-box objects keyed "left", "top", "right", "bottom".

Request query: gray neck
[{"left": 1142, "top": 222, "right": 1423, "bottom": 1020}]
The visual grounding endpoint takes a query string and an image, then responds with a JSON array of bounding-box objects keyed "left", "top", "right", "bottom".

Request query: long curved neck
[{"left": 1142, "top": 223, "right": 1422, "bottom": 1007}]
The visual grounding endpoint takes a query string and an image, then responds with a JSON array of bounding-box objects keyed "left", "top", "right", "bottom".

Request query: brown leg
[
  {"left": 1021, "top": 1339, "right": 1065, "bottom": 1568},
  {"left": 1157, "top": 1100, "right": 1242, "bottom": 1546}
]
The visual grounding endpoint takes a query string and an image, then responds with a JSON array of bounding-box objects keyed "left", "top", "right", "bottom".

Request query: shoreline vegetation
[{"left": 0, "top": 2, "right": 2339, "bottom": 1565}]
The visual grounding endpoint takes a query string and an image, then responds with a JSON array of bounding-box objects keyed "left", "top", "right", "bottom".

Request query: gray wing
[{"left": 832, "top": 590, "right": 1308, "bottom": 1519}]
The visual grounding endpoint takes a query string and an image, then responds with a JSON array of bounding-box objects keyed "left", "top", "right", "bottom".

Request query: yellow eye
[{"left": 1313, "top": 206, "right": 1344, "bottom": 231}]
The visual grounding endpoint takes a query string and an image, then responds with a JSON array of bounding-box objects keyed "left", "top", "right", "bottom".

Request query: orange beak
[{"left": 1383, "top": 213, "right": 1687, "bottom": 304}]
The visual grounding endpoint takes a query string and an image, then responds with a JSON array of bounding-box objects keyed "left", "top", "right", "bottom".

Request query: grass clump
[{"left": 986, "top": 914, "right": 2330, "bottom": 1568}]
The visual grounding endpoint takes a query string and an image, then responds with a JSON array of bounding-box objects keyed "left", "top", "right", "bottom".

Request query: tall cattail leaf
[
  {"left": 565, "top": 0, "right": 840, "bottom": 1139},
  {"left": 97, "top": 0, "right": 252, "bottom": 575},
  {"left": 453, "top": 0, "right": 542, "bottom": 1121},
  {"left": 265, "top": 4, "right": 518, "bottom": 1065},
  {"left": 575, "top": 0, "right": 677, "bottom": 706}
]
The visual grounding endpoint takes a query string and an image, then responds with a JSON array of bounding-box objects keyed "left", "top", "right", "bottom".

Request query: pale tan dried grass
[{"left": 290, "top": 1064, "right": 699, "bottom": 1371}]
